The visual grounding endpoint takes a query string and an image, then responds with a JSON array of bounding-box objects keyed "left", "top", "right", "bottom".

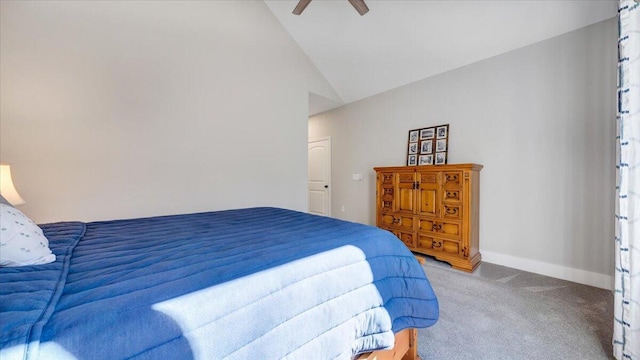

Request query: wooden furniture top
[{"left": 374, "top": 163, "right": 483, "bottom": 172}]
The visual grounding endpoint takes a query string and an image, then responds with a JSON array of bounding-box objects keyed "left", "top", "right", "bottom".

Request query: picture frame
[
  {"left": 421, "top": 140, "right": 433, "bottom": 154},
  {"left": 408, "top": 142, "right": 418, "bottom": 155},
  {"left": 409, "top": 130, "right": 419, "bottom": 143},
  {"left": 407, "top": 124, "right": 449, "bottom": 166},
  {"left": 436, "top": 125, "right": 448, "bottom": 139},
  {"left": 420, "top": 128, "right": 434, "bottom": 140},
  {"left": 418, "top": 154, "right": 433, "bottom": 165}
]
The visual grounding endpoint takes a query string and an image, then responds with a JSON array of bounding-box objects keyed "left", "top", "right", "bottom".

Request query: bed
[{"left": 0, "top": 206, "right": 439, "bottom": 360}]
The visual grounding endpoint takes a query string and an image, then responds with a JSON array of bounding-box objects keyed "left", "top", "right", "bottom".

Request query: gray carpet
[{"left": 417, "top": 256, "right": 614, "bottom": 360}]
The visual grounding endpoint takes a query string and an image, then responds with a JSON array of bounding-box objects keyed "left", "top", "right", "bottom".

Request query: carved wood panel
[
  {"left": 442, "top": 171, "right": 462, "bottom": 187},
  {"left": 417, "top": 187, "right": 437, "bottom": 217},
  {"left": 442, "top": 204, "right": 462, "bottom": 220},
  {"left": 444, "top": 190, "right": 460, "bottom": 202}
]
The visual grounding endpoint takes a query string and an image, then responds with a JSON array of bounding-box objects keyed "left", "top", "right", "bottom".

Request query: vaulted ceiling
[{"left": 264, "top": 0, "right": 617, "bottom": 115}]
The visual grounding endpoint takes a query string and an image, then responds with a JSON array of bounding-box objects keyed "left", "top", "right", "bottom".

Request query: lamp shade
[{"left": 0, "top": 164, "right": 26, "bottom": 206}]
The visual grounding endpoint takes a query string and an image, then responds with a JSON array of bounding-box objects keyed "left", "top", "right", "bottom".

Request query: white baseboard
[{"left": 481, "top": 250, "right": 614, "bottom": 290}]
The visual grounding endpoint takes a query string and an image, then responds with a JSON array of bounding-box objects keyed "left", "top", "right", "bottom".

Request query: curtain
[{"left": 615, "top": 1, "right": 640, "bottom": 359}]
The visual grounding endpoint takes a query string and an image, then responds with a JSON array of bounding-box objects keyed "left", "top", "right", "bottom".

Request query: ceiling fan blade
[
  {"left": 292, "top": 0, "right": 312, "bottom": 15},
  {"left": 348, "top": 0, "right": 369, "bottom": 15}
]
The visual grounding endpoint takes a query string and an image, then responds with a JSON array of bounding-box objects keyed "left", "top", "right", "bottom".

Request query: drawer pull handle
[
  {"left": 446, "top": 208, "right": 458, "bottom": 215},
  {"left": 432, "top": 240, "right": 442, "bottom": 248},
  {"left": 393, "top": 217, "right": 401, "bottom": 224},
  {"left": 432, "top": 223, "right": 442, "bottom": 231},
  {"left": 447, "top": 175, "right": 458, "bottom": 182}
]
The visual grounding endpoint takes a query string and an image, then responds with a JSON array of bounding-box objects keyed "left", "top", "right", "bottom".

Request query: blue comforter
[{"left": 1, "top": 207, "right": 438, "bottom": 359}]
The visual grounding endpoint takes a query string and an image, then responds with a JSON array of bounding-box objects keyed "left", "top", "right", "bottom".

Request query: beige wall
[
  {"left": 0, "top": 1, "right": 336, "bottom": 223},
  {"left": 309, "top": 18, "right": 617, "bottom": 288}
]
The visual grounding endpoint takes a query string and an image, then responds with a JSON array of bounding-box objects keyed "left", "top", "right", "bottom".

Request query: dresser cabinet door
[
  {"left": 415, "top": 171, "right": 439, "bottom": 217},
  {"left": 396, "top": 171, "right": 416, "bottom": 214}
]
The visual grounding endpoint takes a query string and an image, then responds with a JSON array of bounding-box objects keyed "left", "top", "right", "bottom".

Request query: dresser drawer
[
  {"left": 442, "top": 203, "right": 462, "bottom": 220},
  {"left": 398, "top": 232, "right": 416, "bottom": 248},
  {"left": 442, "top": 171, "right": 463, "bottom": 187},
  {"left": 417, "top": 234, "right": 462, "bottom": 255},
  {"left": 417, "top": 218, "right": 461, "bottom": 238},
  {"left": 379, "top": 213, "right": 414, "bottom": 231},
  {"left": 381, "top": 227, "right": 416, "bottom": 248},
  {"left": 443, "top": 189, "right": 462, "bottom": 202},
  {"left": 396, "top": 231, "right": 416, "bottom": 248}
]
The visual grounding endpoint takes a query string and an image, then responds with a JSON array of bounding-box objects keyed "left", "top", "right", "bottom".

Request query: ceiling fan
[{"left": 292, "top": 0, "right": 369, "bottom": 16}]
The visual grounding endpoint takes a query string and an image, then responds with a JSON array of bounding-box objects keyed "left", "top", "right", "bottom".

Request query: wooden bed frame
[{"left": 356, "top": 328, "right": 420, "bottom": 360}]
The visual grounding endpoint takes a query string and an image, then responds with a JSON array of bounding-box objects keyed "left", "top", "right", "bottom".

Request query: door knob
[{"left": 324, "top": 185, "right": 329, "bottom": 188}]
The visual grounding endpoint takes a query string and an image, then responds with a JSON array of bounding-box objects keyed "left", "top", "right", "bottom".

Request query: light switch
[{"left": 352, "top": 173, "right": 363, "bottom": 181}]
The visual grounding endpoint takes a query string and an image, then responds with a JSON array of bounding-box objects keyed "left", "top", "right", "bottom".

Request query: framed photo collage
[{"left": 406, "top": 124, "right": 449, "bottom": 166}]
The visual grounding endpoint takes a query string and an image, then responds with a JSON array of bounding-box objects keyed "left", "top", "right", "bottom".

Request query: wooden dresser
[{"left": 374, "top": 164, "right": 482, "bottom": 272}]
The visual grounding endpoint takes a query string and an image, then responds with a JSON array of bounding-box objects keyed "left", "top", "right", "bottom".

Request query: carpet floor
[{"left": 417, "top": 256, "right": 614, "bottom": 360}]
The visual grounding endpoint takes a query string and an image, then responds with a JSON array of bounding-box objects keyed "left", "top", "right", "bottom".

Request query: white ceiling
[{"left": 264, "top": 0, "right": 617, "bottom": 115}]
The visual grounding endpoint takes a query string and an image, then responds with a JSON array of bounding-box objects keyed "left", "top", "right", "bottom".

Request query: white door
[{"left": 308, "top": 137, "right": 331, "bottom": 216}]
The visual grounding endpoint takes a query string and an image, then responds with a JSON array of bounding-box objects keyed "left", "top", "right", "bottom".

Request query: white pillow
[{"left": 0, "top": 204, "right": 55, "bottom": 267}]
